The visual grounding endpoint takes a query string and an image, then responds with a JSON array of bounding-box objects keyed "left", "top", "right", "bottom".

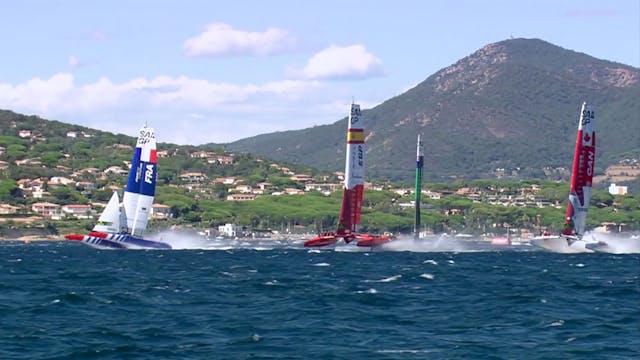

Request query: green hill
[{"left": 225, "top": 38, "right": 640, "bottom": 182}]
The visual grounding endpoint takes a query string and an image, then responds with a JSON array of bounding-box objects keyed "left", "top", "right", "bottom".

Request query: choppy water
[{"left": 1, "top": 241, "right": 638, "bottom": 359}]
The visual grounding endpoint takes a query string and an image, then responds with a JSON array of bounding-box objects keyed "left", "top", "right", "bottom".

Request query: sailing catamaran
[
  {"left": 532, "top": 102, "right": 597, "bottom": 253},
  {"left": 304, "top": 103, "right": 391, "bottom": 247},
  {"left": 65, "top": 124, "right": 171, "bottom": 250},
  {"left": 414, "top": 134, "right": 424, "bottom": 240}
]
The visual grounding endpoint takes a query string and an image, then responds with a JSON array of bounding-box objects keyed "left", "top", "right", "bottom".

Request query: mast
[{"left": 414, "top": 134, "right": 424, "bottom": 239}]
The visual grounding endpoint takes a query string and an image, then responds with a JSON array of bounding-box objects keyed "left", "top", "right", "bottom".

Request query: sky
[{"left": 1, "top": 0, "right": 638, "bottom": 145}]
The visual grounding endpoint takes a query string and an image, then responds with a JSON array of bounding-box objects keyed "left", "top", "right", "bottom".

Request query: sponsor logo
[
  {"left": 586, "top": 149, "right": 595, "bottom": 177},
  {"left": 581, "top": 109, "right": 594, "bottom": 125},
  {"left": 350, "top": 105, "right": 361, "bottom": 125},
  {"left": 138, "top": 129, "right": 155, "bottom": 145},
  {"left": 134, "top": 164, "right": 142, "bottom": 182},
  {"left": 144, "top": 164, "right": 154, "bottom": 184},
  {"left": 357, "top": 145, "right": 364, "bottom": 166}
]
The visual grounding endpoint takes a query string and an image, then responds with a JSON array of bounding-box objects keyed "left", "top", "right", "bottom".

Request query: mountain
[{"left": 225, "top": 38, "right": 640, "bottom": 182}]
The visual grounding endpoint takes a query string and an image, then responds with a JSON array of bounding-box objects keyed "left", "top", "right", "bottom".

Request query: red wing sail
[{"left": 337, "top": 184, "right": 363, "bottom": 237}]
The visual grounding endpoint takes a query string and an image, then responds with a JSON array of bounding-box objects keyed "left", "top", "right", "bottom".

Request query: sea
[{"left": 1, "top": 238, "right": 639, "bottom": 359}]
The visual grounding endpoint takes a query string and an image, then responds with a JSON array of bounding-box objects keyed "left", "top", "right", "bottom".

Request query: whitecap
[
  {"left": 312, "top": 262, "right": 331, "bottom": 267},
  {"left": 419, "top": 273, "right": 435, "bottom": 280},
  {"left": 378, "top": 349, "right": 435, "bottom": 354},
  {"left": 546, "top": 319, "right": 565, "bottom": 327},
  {"left": 364, "top": 275, "right": 401, "bottom": 283},
  {"left": 573, "top": 263, "right": 586, "bottom": 267},
  {"left": 379, "top": 275, "right": 402, "bottom": 282},
  {"left": 356, "top": 288, "right": 378, "bottom": 294},
  {"left": 423, "top": 259, "right": 438, "bottom": 265}
]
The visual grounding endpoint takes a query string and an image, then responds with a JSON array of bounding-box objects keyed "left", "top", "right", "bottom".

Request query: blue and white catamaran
[{"left": 65, "top": 124, "right": 171, "bottom": 249}]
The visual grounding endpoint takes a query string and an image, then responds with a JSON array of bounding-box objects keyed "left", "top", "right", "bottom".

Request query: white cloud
[
  {"left": 183, "top": 23, "right": 296, "bottom": 57},
  {"left": 290, "top": 45, "right": 384, "bottom": 80},
  {"left": 0, "top": 73, "right": 340, "bottom": 144}
]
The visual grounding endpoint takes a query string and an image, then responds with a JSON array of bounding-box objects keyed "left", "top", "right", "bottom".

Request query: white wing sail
[{"left": 93, "top": 191, "right": 121, "bottom": 233}]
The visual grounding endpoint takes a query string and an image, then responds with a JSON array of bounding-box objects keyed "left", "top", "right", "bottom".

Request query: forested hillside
[{"left": 226, "top": 38, "right": 640, "bottom": 182}]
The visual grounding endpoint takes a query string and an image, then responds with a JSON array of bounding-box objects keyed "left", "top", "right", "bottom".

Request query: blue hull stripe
[{"left": 80, "top": 233, "right": 171, "bottom": 250}]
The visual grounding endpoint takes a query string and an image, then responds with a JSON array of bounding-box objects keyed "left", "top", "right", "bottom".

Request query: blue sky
[{"left": 1, "top": 0, "right": 638, "bottom": 145}]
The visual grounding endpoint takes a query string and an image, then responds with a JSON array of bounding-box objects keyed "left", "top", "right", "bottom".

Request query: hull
[
  {"left": 585, "top": 241, "right": 614, "bottom": 253},
  {"left": 530, "top": 235, "right": 593, "bottom": 253},
  {"left": 65, "top": 232, "right": 171, "bottom": 250},
  {"left": 304, "top": 234, "right": 341, "bottom": 247},
  {"left": 355, "top": 234, "right": 392, "bottom": 247}
]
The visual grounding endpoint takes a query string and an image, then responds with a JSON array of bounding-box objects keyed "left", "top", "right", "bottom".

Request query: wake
[
  {"left": 587, "top": 232, "right": 640, "bottom": 254},
  {"left": 134, "top": 230, "right": 640, "bottom": 254},
  {"left": 147, "top": 229, "right": 305, "bottom": 250}
]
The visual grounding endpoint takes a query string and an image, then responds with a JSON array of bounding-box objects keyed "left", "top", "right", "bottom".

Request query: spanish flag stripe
[{"left": 347, "top": 129, "right": 365, "bottom": 143}]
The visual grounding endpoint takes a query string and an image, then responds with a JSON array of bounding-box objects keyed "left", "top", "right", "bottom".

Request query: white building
[
  {"left": 608, "top": 183, "right": 628, "bottom": 195},
  {"left": 218, "top": 223, "right": 243, "bottom": 237}
]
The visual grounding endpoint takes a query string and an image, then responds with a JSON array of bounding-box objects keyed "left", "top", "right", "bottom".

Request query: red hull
[
  {"left": 355, "top": 234, "right": 391, "bottom": 247},
  {"left": 304, "top": 235, "right": 340, "bottom": 247}
]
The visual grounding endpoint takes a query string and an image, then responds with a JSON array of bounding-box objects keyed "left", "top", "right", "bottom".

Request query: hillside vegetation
[{"left": 226, "top": 38, "right": 640, "bottom": 182}]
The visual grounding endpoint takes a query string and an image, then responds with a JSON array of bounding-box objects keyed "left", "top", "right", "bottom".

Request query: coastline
[{"left": 0, "top": 235, "right": 64, "bottom": 242}]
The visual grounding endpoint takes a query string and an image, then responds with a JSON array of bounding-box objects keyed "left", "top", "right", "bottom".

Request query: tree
[{"left": 49, "top": 186, "right": 87, "bottom": 204}]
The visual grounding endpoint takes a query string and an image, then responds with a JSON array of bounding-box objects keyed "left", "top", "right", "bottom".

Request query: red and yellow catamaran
[{"left": 304, "top": 103, "right": 392, "bottom": 248}]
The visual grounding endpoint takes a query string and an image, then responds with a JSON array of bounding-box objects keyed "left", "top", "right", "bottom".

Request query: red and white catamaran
[
  {"left": 304, "top": 103, "right": 392, "bottom": 248},
  {"left": 532, "top": 102, "right": 598, "bottom": 253}
]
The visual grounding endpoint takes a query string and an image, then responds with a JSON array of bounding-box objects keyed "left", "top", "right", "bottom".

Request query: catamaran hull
[
  {"left": 304, "top": 235, "right": 341, "bottom": 247},
  {"left": 65, "top": 232, "right": 171, "bottom": 250},
  {"left": 356, "top": 234, "right": 392, "bottom": 247},
  {"left": 585, "top": 241, "right": 615, "bottom": 253},
  {"left": 530, "top": 236, "right": 593, "bottom": 253}
]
